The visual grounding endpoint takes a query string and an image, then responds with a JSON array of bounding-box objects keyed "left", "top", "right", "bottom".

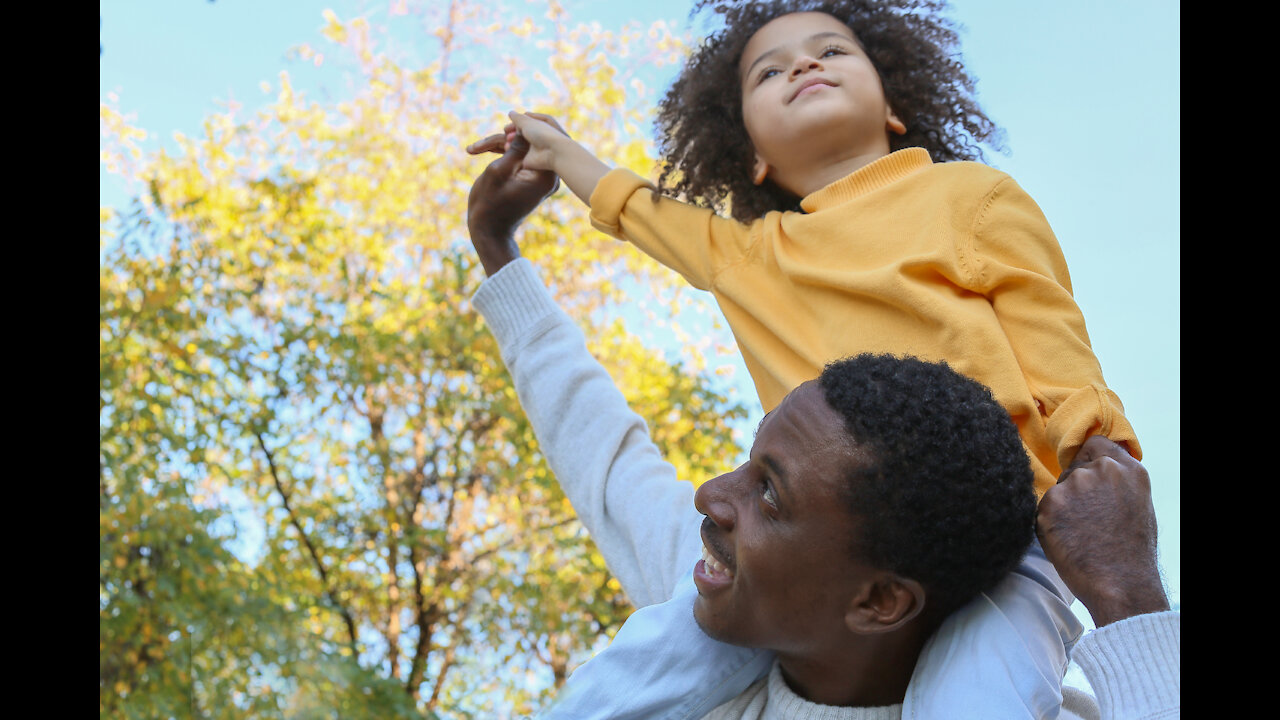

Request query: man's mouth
[
  {"left": 701, "top": 544, "right": 735, "bottom": 580},
  {"left": 698, "top": 518, "right": 735, "bottom": 582}
]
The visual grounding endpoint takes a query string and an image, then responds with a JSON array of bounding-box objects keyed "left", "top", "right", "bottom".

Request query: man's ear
[
  {"left": 845, "top": 574, "right": 926, "bottom": 634},
  {"left": 752, "top": 153, "right": 770, "bottom": 185},
  {"left": 886, "top": 107, "right": 907, "bottom": 136}
]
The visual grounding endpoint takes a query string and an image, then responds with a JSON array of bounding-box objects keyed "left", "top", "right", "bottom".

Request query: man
[{"left": 464, "top": 135, "right": 1178, "bottom": 718}]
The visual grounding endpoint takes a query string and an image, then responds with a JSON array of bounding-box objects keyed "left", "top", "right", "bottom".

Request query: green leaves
[{"left": 101, "top": 3, "right": 739, "bottom": 717}]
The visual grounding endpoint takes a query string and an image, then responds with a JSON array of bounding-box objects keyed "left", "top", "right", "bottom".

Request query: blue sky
[{"left": 100, "top": 0, "right": 1180, "bottom": 628}]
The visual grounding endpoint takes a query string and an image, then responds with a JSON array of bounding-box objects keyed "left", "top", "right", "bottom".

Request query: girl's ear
[
  {"left": 752, "top": 154, "right": 770, "bottom": 185},
  {"left": 886, "top": 108, "right": 907, "bottom": 136}
]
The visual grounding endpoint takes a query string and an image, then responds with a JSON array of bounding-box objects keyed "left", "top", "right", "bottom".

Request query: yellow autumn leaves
[{"left": 102, "top": 3, "right": 742, "bottom": 718}]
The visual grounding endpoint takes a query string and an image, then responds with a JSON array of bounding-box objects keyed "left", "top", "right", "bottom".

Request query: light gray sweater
[{"left": 472, "top": 258, "right": 1179, "bottom": 720}]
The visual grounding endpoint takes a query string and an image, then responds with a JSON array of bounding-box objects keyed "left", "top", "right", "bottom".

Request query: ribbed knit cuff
[
  {"left": 470, "top": 258, "right": 562, "bottom": 343},
  {"left": 589, "top": 167, "right": 655, "bottom": 237},
  {"left": 1071, "top": 611, "right": 1179, "bottom": 719}
]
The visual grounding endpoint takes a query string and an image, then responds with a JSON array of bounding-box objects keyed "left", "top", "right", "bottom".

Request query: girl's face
[{"left": 738, "top": 12, "right": 904, "bottom": 193}]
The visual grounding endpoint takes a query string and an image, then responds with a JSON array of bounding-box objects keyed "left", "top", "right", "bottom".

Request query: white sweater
[
  {"left": 702, "top": 613, "right": 1181, "bottom": 719},
  {"left": 471, "top": 258, "right": 1179, "bottom": 720}
]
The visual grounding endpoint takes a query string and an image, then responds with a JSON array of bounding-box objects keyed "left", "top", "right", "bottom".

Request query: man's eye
[{"left": 761, "top": 481, "right": 776, "bottom": 506}]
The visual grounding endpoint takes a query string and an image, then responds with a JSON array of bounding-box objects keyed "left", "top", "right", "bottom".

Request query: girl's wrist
[
  {"left": 552, "top": 139, "right": 610, "bottom": 206},
  {"left": 551, "top": 134, "right": 587, "bottom": 174}
]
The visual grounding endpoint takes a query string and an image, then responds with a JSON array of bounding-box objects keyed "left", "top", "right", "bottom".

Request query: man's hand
[
  {"left": 468, "top": 111, "right": 609, "bottom": 207},
  {"left": 1036, "top": 435, "right": 1170, "bottom": 627},
  {"left": 504, "top": 111, "right": 572, "bottom": 172},
  {"left": 465, "top": 130, "right": 559, "bottom": 276},
  {"left": 466, "top": 112, "right": 572, "bottom": 171}
]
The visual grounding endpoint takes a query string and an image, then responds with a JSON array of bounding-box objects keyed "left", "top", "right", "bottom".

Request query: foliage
[{"left": 100, "top": 2, "right": 745, "bottom": 717}]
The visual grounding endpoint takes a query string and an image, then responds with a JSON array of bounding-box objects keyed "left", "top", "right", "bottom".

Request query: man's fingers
[
  {"left": 1057, "top": 435, "right": 1131, "bottom": 484},
  {"left": 506, "top": 131, "right": 531, "bottom": 156},
  {"left": 478, "top": 146, "right": 520, "bottom": 185},
  {"left": 1081, "top": 435, "right": 1132, "bottom": 463},
  {"left": 466, "top": 133, "right": 508, "bottom": 155},
  {"left": 475, "top": 130, "right": 559, "bottom": 200}
]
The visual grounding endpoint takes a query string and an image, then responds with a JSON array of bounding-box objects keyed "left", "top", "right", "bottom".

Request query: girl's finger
[{"left": 522, "top": 112, "right": 569, "bottom": 136}]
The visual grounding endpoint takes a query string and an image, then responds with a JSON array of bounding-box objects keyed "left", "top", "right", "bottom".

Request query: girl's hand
[
  {"left": 466, "top": 112, "right": 571, "bottom": 174},
  {"left": 468, "top": 111, "right": 607, "bottom": 207},
  {"left": 504, "top": 111, "right": 571, "bottom": 173}
]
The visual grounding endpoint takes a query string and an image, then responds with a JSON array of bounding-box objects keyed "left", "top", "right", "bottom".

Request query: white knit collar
[{"left": 763, "top": 661, "right": 904, "bottom": 720}]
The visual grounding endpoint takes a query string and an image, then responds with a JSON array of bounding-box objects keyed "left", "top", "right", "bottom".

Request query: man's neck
[{"left": 774, "top": 628, "right": 928, "bottom": 708}]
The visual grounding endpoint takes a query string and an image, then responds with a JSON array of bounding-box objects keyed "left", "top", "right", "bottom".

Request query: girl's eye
[
  {"left": 759, "top": 68, "right": 780, "bottom": 82},
  {"left": 821, "top": 46, "right": 845, "bottom": 58}
]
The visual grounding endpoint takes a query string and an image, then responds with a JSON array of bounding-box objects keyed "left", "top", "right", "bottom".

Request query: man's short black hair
[{"left": 818, "top": 354, "right": 1035, "bottom": 619}]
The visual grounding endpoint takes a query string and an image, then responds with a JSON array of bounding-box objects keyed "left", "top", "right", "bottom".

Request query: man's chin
[{"left": 691, "top": 595, "right": 750, "bottom": 647}]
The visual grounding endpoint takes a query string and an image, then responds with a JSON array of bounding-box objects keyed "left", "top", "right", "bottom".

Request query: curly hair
[
  {"left": 818, "top": 353, "right": 1035, "bottom": 619},
  {"left": 655, "top": 0, "right": 1003, "bottom": 222}
]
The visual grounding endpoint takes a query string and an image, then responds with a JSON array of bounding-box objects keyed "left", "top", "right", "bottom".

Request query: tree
[{"left": 100, "top": 2, "right": 745, "bottom": 717}]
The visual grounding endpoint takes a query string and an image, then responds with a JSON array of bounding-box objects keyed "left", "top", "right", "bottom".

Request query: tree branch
[
  {"left": 426, "top": 604, "right": 468, "bottom": 712},
  {"left": 254, "top": 432, "right": 359, "bottom": 656}
]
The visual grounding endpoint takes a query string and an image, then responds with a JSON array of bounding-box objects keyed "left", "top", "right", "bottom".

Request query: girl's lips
[{"left": 790, "top": 79, "right": 835, "bottom": 102}]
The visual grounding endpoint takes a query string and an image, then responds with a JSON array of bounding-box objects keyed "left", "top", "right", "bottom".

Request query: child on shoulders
[{"left": 468, "top": 1, "right": 1140, "bottom": 716}]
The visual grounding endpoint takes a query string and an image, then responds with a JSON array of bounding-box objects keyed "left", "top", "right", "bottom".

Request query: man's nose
[{"left": 694, "top": 467, "right": 740, "bottom": 531}]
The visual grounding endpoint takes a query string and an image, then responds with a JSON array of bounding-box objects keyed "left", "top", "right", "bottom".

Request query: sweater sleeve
[
  {"left": 1067, "top": 612, "right": 1180, "bottom": 719},
  {"left": 963, "top": 177, "right": 1141, "bottom": 470},
  {"left": 470, "top": 258, "right": 704, "bottom": 609},
  {"left": 588, "top": 167, "right": 755, "bottom": 291}
]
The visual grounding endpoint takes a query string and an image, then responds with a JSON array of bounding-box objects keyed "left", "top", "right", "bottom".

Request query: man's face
[
  {"left": 738, "top": 12, "right": 901, "bottom": 189},
  {"left": 692, "top": 381, "right": 877, "bottom": 653}
]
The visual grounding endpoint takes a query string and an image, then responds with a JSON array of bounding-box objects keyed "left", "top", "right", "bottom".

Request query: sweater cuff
[
  {"left": 1071, "top": 611, "right": 1179, "bottom": 718},
  {"left": 588, "top": 168, "right": 655, "bottom": 238},
  {"left": 1049, "top": 384, "right": 1143, "bottom": 469},
  {"left": 470, "top": 258, "right": 563, "bottom": 343}
]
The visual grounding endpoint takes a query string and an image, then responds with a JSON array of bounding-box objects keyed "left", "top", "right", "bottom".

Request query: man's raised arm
[{"left": 463, "top": 134, "right": 703, "bottom": 608}]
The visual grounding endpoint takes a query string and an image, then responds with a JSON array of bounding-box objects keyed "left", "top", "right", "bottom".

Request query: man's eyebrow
[
  {"left": 752, "top": 410, "right": 772, "bottom": 438},
  {"left": 742, "top": 31, "right": 854, "bottom": 79},
  {"left": 760, "top": 453, "right": 790, "bottom": 498}
]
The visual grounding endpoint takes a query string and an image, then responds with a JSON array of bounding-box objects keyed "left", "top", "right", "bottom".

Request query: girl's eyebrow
[{"left": 742, "top": 31, "right": 853, "bottom": 79}]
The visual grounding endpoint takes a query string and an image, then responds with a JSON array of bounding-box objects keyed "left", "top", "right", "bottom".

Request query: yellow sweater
[{"left": 589, "top": 148, "right": 1139, "bottom": 494}]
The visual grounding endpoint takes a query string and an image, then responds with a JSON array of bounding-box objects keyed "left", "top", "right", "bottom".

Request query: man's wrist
[
  {"left": 468, "top": 230, "right": 519, "bottom": 277},
  {"left": 1082, "top": 581, "right": 1170, "bottom": 627}
]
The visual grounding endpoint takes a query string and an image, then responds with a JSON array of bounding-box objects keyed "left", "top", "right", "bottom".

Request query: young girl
[{"left": 468, "top": 0, "right": 1140, "bottom": 716}]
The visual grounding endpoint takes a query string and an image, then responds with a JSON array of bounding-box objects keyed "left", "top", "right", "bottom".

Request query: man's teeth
[{"left": 702, "top": 546, "right": 733, "bottom": 579}]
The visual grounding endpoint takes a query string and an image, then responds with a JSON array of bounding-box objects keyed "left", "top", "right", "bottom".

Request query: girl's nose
[{"left": 791, "top": 54, "right": 823, "bottom": 77}]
